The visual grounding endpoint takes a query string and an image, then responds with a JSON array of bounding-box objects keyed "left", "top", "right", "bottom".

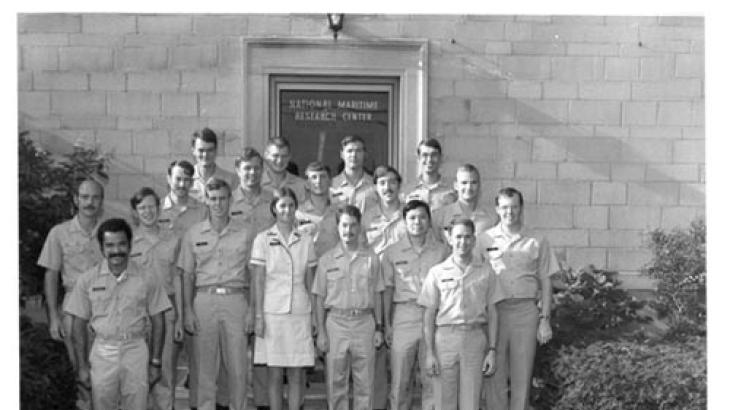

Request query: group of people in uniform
[{"left": 37, "top": 128, "right": 560, "bottom": 410}]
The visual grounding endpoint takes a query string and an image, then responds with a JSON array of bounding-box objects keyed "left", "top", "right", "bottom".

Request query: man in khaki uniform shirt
[
  {"left": 160, "top": 160, "right": 208, "bottom": 237},
  {"left": 360, "top": 165, "right": 407, "bottom": 255},
  {"left": 296, "top": 161, "right": 341, "bottom": 258},
  {"left": 189, "top": 128, "right": 238, "bottom": 202},
  {"left": 179, "top": 179, "right": 254, "bottom": 410},
  {"left": 262, "top": 136, "right": 307, "bottom": 202},
  {"left": 401, "top": 139, "right": 456, "bottom": 212},
  {"left": 418, "top": 218, "right": 505, "bottom": 410},
  {"left": 313, "top": 205, "right": 385, "bottom": 410},
  {"left": 65, "top": 218, "right": 171, "bottom": 410},
  {"left": 431, "top": 164, "right": 494, "bottom": 244},
  {"left": 480, "top": 188, "right": 560, "bottom": 410},
  {"left": 37, "top": 178, "right": 104, "bottom": 409},
  {"left": 382, "top": 200, "right": 450, "bottom": 410},
  {"left": 330, "top": 135, "right": 376, "bottom": 209}
]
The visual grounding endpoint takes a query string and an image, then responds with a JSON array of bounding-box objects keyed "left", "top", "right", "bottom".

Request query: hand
[
  {"left": 425, "top": 351, "right": 440, "bottom": 377},
  {"left": 48, "top": 316, "right": 65, "bottom": 341},
  {"left": 374, "top": 330, "right": 383, "bottom": 349},
  {"left": 184, "top": 309, "right": 199, "bottom": 335},
  {"left": 537, "top": 319, "right": 553, "bottom": 345},
  {"left": 244, "top": 309, "right": 254, "bottom": 335},
  {"left": 482, "top": 350, "right": 496, "bottom": 377},
  {"left": 384, "top": 325, "right": 393, "bottom": 347},
  {"left": 77, "top": 364, "right": 91, "bottom": 391},
  {"left": 316, "top": 331, "right": 329, "bottom": 354},
  {"left": 254, "top": 315, "right": 265, "bottom": 337},
  {"left": 148, "top": 365, "right": 162, "bottom": 387},
  {"left": 173, "top": 317, "right": 184, "bottom": 342}
]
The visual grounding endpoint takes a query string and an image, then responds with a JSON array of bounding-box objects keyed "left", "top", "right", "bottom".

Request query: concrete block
[
  {"left": 515, "top": 162, "right": 557, "bottom": 180},
  {"left": 246, "top": 15, "right": 291, "bottom": 36},
  {"left": 676, "top": 54, "right": 704, "bottom": 78},
  {"left": 568, "top": 101, "right": 621, "bottom": 125},
  {"left": 507, "top": 81, "right": 541, "bottom": 99},
  {"left": 595, "top": 126, "right": 630, "bottom": 138},
  {"left": 171, "top": 45, "right": 217, "bottom": 69},
  {"left": 457, "top": 21, "right": 505, "bottom": 40},
  {"left": 144, "top": 157, "right": 175, "bottom": 176},
  {"left": 524, "top": 205, "right": 572, "bottom": 228},
  {"left": 108, "top": 155, "right": 145, "bottom": 176},
  {"left": 590, "top": 229, "right": 646, "bottom": 248},
  {"left": 609, "top": 206, "right": 661, "bottom": 229},
  {"left": 118, "top": 173, "right": 161, "bottom": 200},
  {"left": 116, "top": 47, "right": 168, "bottom": 71},
  {"left": 59, "top": 47, "right": 113, "bottom": 71},
  {"left": 51, "top": 91, "right": 106, "bottom": 116},
  {"left": 551, "top": 16, "right": 605, "bottom": 25},
  {"left": 400, "top": 18, "right": 458, "bottom": 39},
  {"left": 691, "top": 101, "right": 704, "bottom": 127},
  {"left": 565, "top": 138, "right": 622, "bottom": 162},
  {"left": 500, "top": 56, "right": 551, "bottom": 80},
  {"left": 22, "top": 47, "right": 58, "bottom": 70},
  {"left": 512, "top": 41, "right": 565, "bottom": 55},
  {"left": 655, "top": 101, "right": 694, "bottom": 126},
  {"left": 138, "top": 15, "right": 192, "bottom": 33},
  {"left": 90, "top": 73, "right": 125, "bottom": 91},
  {"left": 132, "top": 129, "right": 170, "bottom": 155},
  {"left": 622, "top": 102, "right": 657, "bottom": 126},
  {"left": 516, "top": 100, "right": 568, "bottom": 125},
  {"left": 181, "top": 71, "right": 216, "bottom": 92},
  {"left": 658, "top": 16, "right": 704, "bottom": 26},
  {"left": 639, "top": 26, "right": 703, "bottom": 42},
  {"left": 611, "top": 164, "right": 645, "bottom": 181},
  {"left": 219, "top": 39, "right": 243, "bottom": 70},
  {"left": 429, "top": 79, "right": 454, "bottom": 98},
  {"left": 538, "top": 181, "right": 590, "bottom": 205},
  {"left": 454, "top": 80, "right": 507, "bottom": 98},
  {"left": 567, "top": 248, "right": 608, "bottom": 271},
  {"left": 660, "top": 206, "right": 704, "bottom": 229},
  {"left": 532, "top": 229, "right": 588, "bottom": 247},
  {"left": 619, "top": 41, "right": 691, "bottom": 56},
  {"left": 682, "top": 127, "right": 704, "bottom": 140},
  {"left": 470, "top": 99, "right": 516, "bottom": 123},
  {"left": 19, "top": 14, "right": 81, "bottom": 33},
  {"left": 128, "top": 72, "right": 179, "bottom": 91},
  {"left": 161, "top": 93, "right": 198, "bottom": 116},
  {"left": 679, "top": 183, "right": 705, "bottom": 206},
  {"left": 504, "top": 22, "right": 532, "bottom": 41},
  {"left": 604, "top": 57, "right": 640, "bottom": 81},
  {"left": 82, "top": 14, "right": 136, "bottom": 34},
  {"left": 673, "top": 140, "right": 704, "bottom": 163},
  {"left": 34, "top": 72, "right": 88, "bottom": 91},
  {"left": 68, "top": 34, "right": 124, "bottom": 47},
  {"left": 430, "top": 58, "right": 465, "bottom": 80},
  {"left": 532, "top": 137, "right": 567, "bottom": 161},
  {"left": 21, "top": 117, "right": 61, "bottom": 130},
  {"left": 639, "top": 56, "right": 675, "bottom": 81},
  {"left": 628, "top": 126, "right": 682, "bottom": 139},
  {"left": 479, "top": 161, "right": 515, "bottom": 180},
  {"left": 646, "top": 164, "right": 699, "bottom": 182},
  {"left": 447, "top": 135, "right": 498, "bottom": 161},
  {"left": 533, "top": 24, "right": 638, "bottom": 43},
  {"left": 516, "top": 16, "right": 551, "bottom": 23},
  {"left": 194, "top": 15, "right": 248, "bottom": 35},
  {"left": 97, "top": 130, "right": 133, "bottom": 155},
  {"left": 19, "top": 92, "right": 51, "bottom": 116},
  {"left": 497, "top": 135, "right": 531, "bottom": 161},
  {"left": 117, "top": 117, "right": 154, "bottom": 129},
  {"left": 200, "top": 93, "right": 242, "bottom": 118},
  {"left": 483, "top": 42, "right": 512, "bottom": 55},
  {"left": 621, "top": 139, "right": 672, "bottom": 163},
  {"left": 632, "top": 79, "right": 702, "bottom": 100},
  {"left": 18, "top": 33, "right": 69, "bottom": 46},
  {"left": 691, "top": 40, "right": 704, "bottom": 54},
  {"left": 574, "top": 206, "right": 608, "bottom": 229},
  {"left": 124, "top": 34, "right": 178, "bottom": 47},
  {"left": 592, "top": 182, "right": 627, "bottom": 205},
  {"left": 627, "top": 182, "right": 679, "bottom": 205},
  {"left": 551, "top": 57, "right": 603, "bottom": 81},
  {"left": 542, "top": 82, "right": 577, "bottom": 99},
  {"left": 567, "top": 43, "right": 618, "bottom": 56},
  {"left": 19, "top": 71, "right": 32, "bottom": 91},
  {"left": 558, "top": 163, "right": 610, "bottom": 181},
  {"left": 608, "top": 249, "right": 652, "bottom": 272},
  {"left": 699, "top": 165, "right": 705, "bottom": 183},
  {"left": 60, "top": 116, "right": 116, "bottom": 129},
  {"left": 430, "top": 97, "right": 469, "bottom": 122},
  {"left": 290, "top": 15, "right": 329, "bottom": 37},
  {"left": 579, "top": 82, "right": 631, "bottom": 100},
  {"left": 109, "top": 92, "right": 160, "bottom": 117}
]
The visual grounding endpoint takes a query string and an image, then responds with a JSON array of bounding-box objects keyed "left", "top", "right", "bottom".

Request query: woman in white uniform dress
[{"left": 251, "top": 187, "right": 317, "bottom": 410}]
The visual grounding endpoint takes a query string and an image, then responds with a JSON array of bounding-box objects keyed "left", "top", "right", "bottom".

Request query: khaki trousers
[
  {"left": 148, "top": 309, "right": 180, "bottom": 410},
  {"left": 388, "top": 303, "right": 432, "bottom": 410},
  {"left": 432, "top": 326, "right": 486, "bottom": 410},
  {"left": 90, "top": 337, "right": 149, "bottom": 410}
]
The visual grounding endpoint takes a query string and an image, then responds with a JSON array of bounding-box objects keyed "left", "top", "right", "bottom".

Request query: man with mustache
[
  {"left": 188, "top": 128, "right": 238, "bottom": 203},
  {"left": 37, "top": 178, "right": 104, "bottom": 410},
  {"left": 160, "top": 160, "right": 208, "bottom": 237},
  {"left": 64, "top": 218, "right": 172, "bottom": 410}
]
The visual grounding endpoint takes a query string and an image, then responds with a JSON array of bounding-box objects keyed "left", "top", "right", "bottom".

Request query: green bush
[
  {"left": 551, "top": 336, "right": 706, "bottom": 410},
  {"left": 20, "top": 315, "right": 76, "bottom": 410}
]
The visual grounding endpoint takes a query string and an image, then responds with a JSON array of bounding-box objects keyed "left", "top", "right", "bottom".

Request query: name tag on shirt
[
  {"left": 159, "top": 218, "right": 171, "bottom": 223},
  {"left": 486, "top": 247, "right": 499, "bottom": 252},
  {"left": 231, "top": 211, "right": 243, "bottom": 216},
  {"left": 394, "top": 260, "right": 408, "bottom": 266},
  {"left": 326, "top": 267, "right": 339, "bottom": 273},
  {"left": 195, "top": 241, "right": 208, "bottom": 247},
  {"left": 269, "top": 239, "right": 282, "bottom": 246},
  {"left": 441, "top": 278, "right": 455, "bottom": 282},
  {"left": 92, "top": 286, "right": 106, "bottom": 292}
]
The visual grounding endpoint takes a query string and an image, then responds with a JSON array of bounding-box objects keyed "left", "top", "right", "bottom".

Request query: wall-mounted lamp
[{"left": 327, "top": 13, "right": 344, "bottom": 40}]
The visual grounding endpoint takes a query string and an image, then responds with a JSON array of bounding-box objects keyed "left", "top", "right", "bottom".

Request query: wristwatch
[{"left": 538, "top": 312, "right": 551, "bottom": 321}]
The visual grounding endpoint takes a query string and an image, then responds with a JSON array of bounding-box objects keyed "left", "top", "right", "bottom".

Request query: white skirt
[{"left": 253, "top": 312, "right": 315, "bottom": 367}]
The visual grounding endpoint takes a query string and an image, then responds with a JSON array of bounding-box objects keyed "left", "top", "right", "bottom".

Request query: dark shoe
[
  {"left": 257, "top": 407, "right": 271, "bottom": 410},
  {"left": 216, "top": 405, "right": 228, "bottom": 410}
]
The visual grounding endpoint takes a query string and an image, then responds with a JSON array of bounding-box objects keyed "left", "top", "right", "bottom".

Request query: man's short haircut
[
  {"left": 449, "top": 217, "right": 475, "bottom": 235},
  {"left": 265, "top": 136, "right": 291, "bottom": 151},
  {"left": 74, "top": 177, "right": 105, "bottom": 199},
  {"left": 269, "top": 187, "right": 299, "bottom": 218},
  {"left": 402, "top": 199, "right": 431, "bottom": 221},
  {"left": 456, "top": 163, "right": 481, "bottom": 182},
  {"left": 235, "top": 147, "right": 263, "bottom": 169},
  {"left": 167, "top": 160, "right": 195, "bottom": 177},
  {"left": 340, "top": 135, "right": 366, "bottom": 150},
  {"left": 204, "top": 178, "right": 231, "bottom": 198},
  {"left": 130, "top": 187, "right": 160, "bottom": 210},
  {"left": 335, "top": 204, "right": 362, "bottom": 225},
  {"left": 191, "top": 127, "right": 218, "bottom": 148},
  {"left": 373, "top": 165, "right": 402, "bottom": 185},
  {"left": 495, "top": 187, "right": 524, "bottom": 206},
  {"left": 417, "top": 138, "right": 443, "bottom": 155},
  {"left": 305, "top": 161, "right": 332, "bottom": 178},
  {"left": 96, "top": 218, "right": 133, "bottom": 249}
]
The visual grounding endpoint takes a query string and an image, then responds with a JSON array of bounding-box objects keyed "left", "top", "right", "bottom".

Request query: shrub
[
  {"left": 20, "top": 315, "right": 76, "bottom": 410},
  {"left": 551, "top": 336, "right": 706, "bottom": 410}
]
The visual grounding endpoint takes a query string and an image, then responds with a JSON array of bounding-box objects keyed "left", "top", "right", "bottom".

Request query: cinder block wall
[{"left": 18, "top": 14, "right": 705, "bottom": 279}]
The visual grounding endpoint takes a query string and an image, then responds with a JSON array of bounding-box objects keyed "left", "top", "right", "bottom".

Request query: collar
[
  {"left": 488, "top": 224, "right": 524, "bottom": 242},
  {"left": 268, "top": 224, "right": 302, "bottom": 246},
  {"left": 70, "top": 215, "right": 99, "bottom": 236},
  {"left": 163, "top": 194, "right": 203, "bottom": 211},
  {"left": 193, "top": 163, "right": 219, "bottom": 180},
  {"left": 402, "top": 232, "right": 439, "bottom": 253},
  {"left": 232, "top": 186, "right": 266, "bottom": 204},
  {"left": 414, "top": 174, "right": 448, "bottom": 190},
  {"left": 333, "top": 243, "right": 369, "bottom": 260},
  {"left": 100, "top": 260, "right": 134, "bottom": 282},
  {"left": 262, "top": 168, "right": 296, "bottom": 187},
  {"left": 444, "top": 255, "right": 483, "bottom": 275},
  {"left": 335, "top": 171, "right": 371, "bottom": 188}
]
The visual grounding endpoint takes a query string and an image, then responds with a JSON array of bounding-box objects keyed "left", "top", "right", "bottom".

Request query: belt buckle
[{"left": 215, "top": 287, "right": 226, "bottom": 295}]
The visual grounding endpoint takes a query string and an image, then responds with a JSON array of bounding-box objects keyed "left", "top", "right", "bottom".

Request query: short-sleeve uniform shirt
[
  {"left": 159, "top": 194, "right": 208, "bottom": 237},
  {"left": 431, "top": 201, "right": 494, "bottom": 243},
  {"left": 261, "top": 170, "right": 307, "bottom": 204},
  {"left": 417, "top": 257, "right": 505, "bottom": 326},
  {"left": 330, "top": 172, "right": 376, "bottom": 211},
  {"left": 401, "top": 175, "right": 457, "bottom": 212},
  {"left": 189, "top": 164, "right": 239, "bottom": 203},
  {"left": 177, "top": 220, "right": 252, "bottom": 288},
  {"left": 312, "top": 245, "right": 385, "bottom": 310},
  {"left": 129, "top": 228, "right": 181, "bottom": 295},
  {"left": 477, "top": 225, "right": 560, "bottom": 300},
  {"left": 250, "top": 225, "right": 317, "bottom": 314},
  {"left": 360, "top": 201, "right": 406, "bottom": 255},
  {"left": 382, "top": 235, "right": 451, "bottom": 303},
  {"left": 229, "top": 187, "right": 275, "bottom": 235},
  {"left": 37, "top": 216, "right": 103, "bottom": 293},
  {"left": 295, "top": 200, "right": 340, "bottom": 258},
  {"left": 64, "top": 261, "right": 172, "bottom": 337}
]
